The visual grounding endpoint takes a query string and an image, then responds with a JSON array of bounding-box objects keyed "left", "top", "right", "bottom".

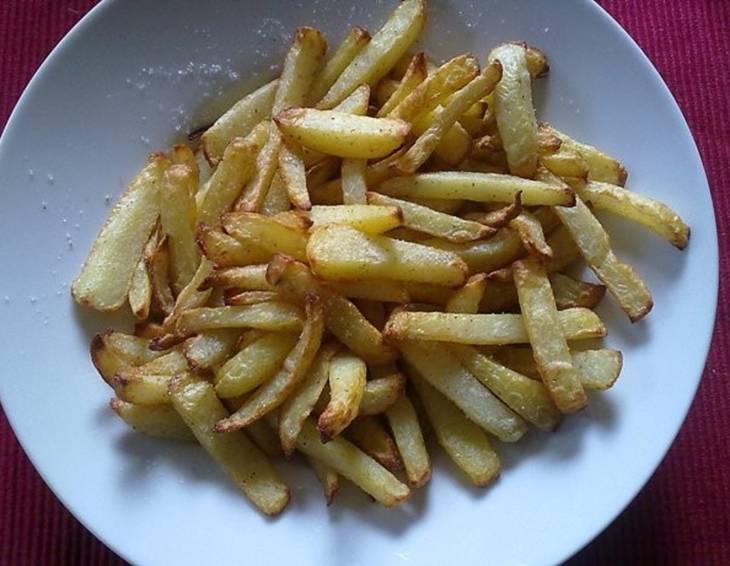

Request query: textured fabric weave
[{"left": 1, "top": 1, "right": 728, "bottom": 564}]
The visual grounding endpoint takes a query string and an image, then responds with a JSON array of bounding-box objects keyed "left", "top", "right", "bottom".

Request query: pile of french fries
[{"left": 73, "top": 0, "right": 690, "bottom": 515}]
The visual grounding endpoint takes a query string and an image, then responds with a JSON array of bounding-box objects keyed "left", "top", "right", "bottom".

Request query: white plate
[{"left": 0, "top": 1, "right": 717, "bottom": 564}]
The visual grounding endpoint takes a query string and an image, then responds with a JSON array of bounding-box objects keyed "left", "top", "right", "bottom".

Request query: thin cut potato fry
[
  {"left": 326, "top": 279, "right": 410, "bottom": 303},
  {"left": 279, "top": 344, "right": 338, "bottom": 455},
  {"left": 161, "top": 165, "right": 200, "bottom": 292},
  {"left": 549, "top": 272, "right": 606, "bottom": 310},
  {"left": 226, "top": 291, "right": 280, "bottom": 306},
  {"left": 426, "top": 228, "right": 524, "bottom": 273},
  {"left": 377, "top": 52, "right": 428, "bottom": 116},
  {"left": 204, "top": 264, "right": 272, "bottom": 291},
  {"left": 510, "top": 211, "right": 553, "bottom": 259},
  {"left": 513, "top": 259, "right": 586, "bottom": 413},
  {"left": 170, "top": 377, "right": 290, "bottom": 515},
  {"left": 110, "top": 399, "right": 195, "bottom": 442},
  {"left": 112, "top": 373, "right": 174, "bottom": 405},
  {"left": 309, "top": 204, "right": 402, "bottom": 234},
  {"left": 408, "top": 368, "right": 500, "bottom": 486},
  {"left": 215, "top": 296, "right": 324, "bottom": 432},
  {"left": 367, "top": 192, "right": 494, "bottom": 242},
  {"left": 307, "top": 224, "right": 468, "bottom": 287},
  {"left": 399, "top": 340, "right": 528, "bottom": 442},
  {"left": 128, "top": 230, "right": 157, "bottom": 320},
  {"left": 385, "top": 396, "right": 431, "bottom": 486},
  {"left": 540, "top": 151, "right": 589, "bottom": 179},
  {"left": 395, "top": 61, "right": 502, "bottom": 173},
  {"left": 359, "top": 373, "right": 406, "bottom": 415},
  {"left": 578, "top": 181, "right": 690, "bottom": 249},
  {"left": 445, "top": 273, "right": 487, "bottom": 314},
  {"left": 309, "top": 26, "right": 371, "bottom": 105},
  {"left": 216, "top": 332, "right": 299, "bottom": 398},
  {"left": 489, "top": 43, "right": 539, "bottom": 177},
  {"left": 308, "top": 456, "right": 340, "bottom": 505},
  {"left": 196, "top": 224, "right": 272, "bottom": 267},
  {"left": 177, "top": 303, "right": 304, "bottom": 334},
  {"left": 275, "top": 109, "right": 410, "bottom": 159},
  {"left": 202, "top": 79, "right": 278, "bottom": 166},
  {"left": 156, "top": 258, "right": 214, "bottom": 340},
  {"left": 72, "top": 154, "right": 169, "bottom": 311},
  {"left": 294, "top": 418, "right": 410, "bottom": 506},
  {"left": 318, "top": 353, "right": 367, "bottom": 440},
  {"left": 317, "top": 0, "right": 426, "bottom": 109},
  {"left": 261, "top": 172, "right": 291, "bottom": 215},
  {"left": 447, "top": 344, "right": 561, "bottom": 431},
  {"left": 347, "top": 416, "right": 402, "bottom": 472},
  {"left": 341, "top": 157, "right": 369, "bottom": 205},
  {"left": 223, "top": 211, "right": 309, "bottom": 261},
  {"left": 267, "top": 256, "right": 396, "bottom": 363},
  {"left": 384, "top": 307, "right": 606, "bottom": 344},
  {"left": 278, "top": 139, "right": 311, "bottom": 210},
  {"left": 146, "top": 237, "right": 174, "bottom": 317},
  {"left": 182, "top": 329, "right": 240, "bottom": 372},
  {"left": 378, "top": 171, "right": 575, "bottom": 206}
]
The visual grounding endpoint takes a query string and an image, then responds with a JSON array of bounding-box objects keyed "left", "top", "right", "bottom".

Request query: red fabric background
[{"left": 1, "top": 1, "right": 728, "bottom": 564}]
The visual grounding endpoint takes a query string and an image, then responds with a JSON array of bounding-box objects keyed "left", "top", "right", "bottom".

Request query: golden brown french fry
[
  {"left": 488, "top": 43, "right": 538, "bottom": 177},
  {"left": 215, "top": 296, "right": 324, "bottom": 432},
  {"left": 146, "top": 236, "right": 174, "bottom": 317},
  {"left": 177, "top": 303, "right": 304, "bottom": 335},
  {"left": 318, "top": 353, "right": 367, "bottom": 440},
  {"left": 261, "top": 172, "right": 291, "bottom": 216},
  {"left": 197, "top": 224, "right": 272, "bottom": 267},
  {"left": 223, "top": 211, "right": 309, "bottom": 261},
  {"left": 72, "top": 154, "right": 169, "bottom": 311},
  {"left": 326, "top": 279, "right": 410, "bottom": 303},
  {"left": 182, "top": 329, "right": 240, "bottom": 372},
  {"left": 379, "top": 171, "right": 574, "bottom": 206},
  {"left": 348, "top": 416, "right": 402, "bottom": 472},
  {"left": 204, "top": 264, "right": 271, "bottom": 291},
  {"left": 384, "top": 307, "right": 606, "bottom": 345},
  {"left": 309, "top": 26, "right": 371, "bottom": 105},
  {"left": 509, "top": 210, "right": 553, "bottom": 259},
  {"left": 307, "top": 224, "right": 468, "bottom": 287},
  {"left": 549, "top": 272, "right": 606, "bottom": 310},
  {"left": 111, "top": 349, "right": 189, "bottom": 404},
  {"left": 540, "top": 151, "right": 589, "bottom": 179},
  {"left": 577, "top": 181, "right": 690, "bottom": 249},
  {"left": 278, "top": 138, "right": 311, "bottom": 210},
  {"left": 110, "top": 398, "right": 195, "bottom": 441},
  {"left": 308, "top": 456, "right": 340, "bottom": 505},
  {"left": 367, "top": 192, "right": 494, "bottom": 242},
  {"left": 128, "top": 230, "right": 157, "bottom": 320},
  {"left": 408, "top": 369, "right": 500, "bottom": 487},
  {"left": 202, "top": 79, "right": 278, "bottom": 166},
  {"left": 225, "top": 291, "right": 279, "bottom": 306},
  {"left": 170, "top": 377, "right": 290, "bottom": 515},
  {"left": 426, "top": 228, "right": 524, "bottom": 273},
  {"left": 513, "top": 259, "right": 586, "bottom": 413},
  {"left": 445, "top": 273, "right": 487, "bottom": 314},
  {"left": 308, "top": 204, "right": 402, "bottom": 234},
  {"left": 317, "top": 0, "right": 425, "bottom": 109},
  {"left": 359, "top": 373, "right": 406, "bottom": 415},
  {"left": 160, "top": 165, "right": 200, "bottom": 292},
  {"left": 267, "top": 256, "right": 396, "bottom": 363},
  {"left": 385, "top": 396, "right": 431, "bottom": 486},
  {"left": 377, "top": 52, "right": 427, "bottom": 117},
  {"left": 90, "top": 333, "right": 151, "bottom": 384},
  {"left": 275, "top": 109, "right": 410, "bottom": 159},
  {"left": 399, "top": 340, "right": 528, "bottom": 442},
  {"left": 295, "top": 418, "right": 410, "bottom": 506},
  {"left": 447, "top": 344, "right": 560, "bottom": 431}
]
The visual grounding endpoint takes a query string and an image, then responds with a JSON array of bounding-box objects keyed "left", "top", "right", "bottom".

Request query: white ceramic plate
[{"left": 0, "top": 1, "right": 717, "bottom": 564}]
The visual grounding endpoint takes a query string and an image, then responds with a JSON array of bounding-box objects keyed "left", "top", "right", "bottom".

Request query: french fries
[{"left": 77, "top": 0, "right": 690, "bottom": 513}]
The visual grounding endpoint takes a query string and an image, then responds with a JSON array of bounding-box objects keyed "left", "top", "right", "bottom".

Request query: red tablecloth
[{"left": 1, "top": 1, "right": 728, "bottom": 564}]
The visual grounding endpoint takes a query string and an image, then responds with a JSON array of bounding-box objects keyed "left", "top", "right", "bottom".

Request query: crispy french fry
[
  {"left": 308, "top": 456, "right": 340, "bottom": 505},
  {"left": 159, "top": 258, "right": 214, "bottom": 333},
  {"left": 128, "top": 230, "right": 157, "bottom": 320},
  {"left": 146, "top": 236, "right": 174, "bottom": 317},
  {"left": 577, "top": 181, "right": 690, "bottom": 249},
  {"left": 425, "top": 228, "right": 524, "bottom": 273},
  {"left": 276, "top": 109, "right": 410, "bottom": 159},
  {"left": 216, "top": 296, "right": 324, "bottom": 431},
  {"left": 182, "top": 329, "right": 240, "bottom": 372},
  {"left": 385, "top": 396, "right": 431, "bottom": 486},
  {"left": 378, "top": 171, "right": 574, "bottom": 206},
  {"left": 359, "top": 372, "right": 406, "bottom": 415},
  {"left": 384, "top": 307, "right": 606, "bottom": 345},
  {"left": 445, "top": 273, "right": 487, "bottom": 314},
  {"left": 72, "top": 154, "right": 169, "bottom": 311},
  {"left": 177, "top": 303, "right": 304, "bottom": 334},
  {"left": 170, "top": 377, "right": 290, "bottom": 515},
  {"left": 202, "top": 80, "right": 278, "bottom": 165},
  {"left": 309, "top": 26, "right": 371, "bottom": 105},
  {"left": 318, "top": 353, "right": 367, "bottom": 440},
  {"left": 308, "top": 204, "right": 402, "bottom": 234},
  {"left": 278, "top": 138, "right": 311, "bottom": 210},
  {"left": 307, "top": 224, "right": 468, "bottom": 287},
  {"left": 90, "top": 332, "right": 159, "bottom": 383},
  {"left": 295, "top": 418, "right": 410, "bottom": 506},
  {"left": 509, "top": 210, "right": 553, "bottom": 259},
  {"left": 111, "top": 349, "right": 189, "bottom": 404},
  {"left": 348, "top": 416, "right": 402, "bottom": 472},
  {"left": 223, "top": 211, "right": 309, "bottom": 261},
  {"left": 549, "top": 272, "right": 606, "bottom": 310},
  {"left": 326, "top": 279, "right": 410, "bottom": 303},
  {"left": 399, "top": 340, "right": 528, "bottom": 442},
  {"left": 197, "top": 224, "right": 272, "bottom": 267},
  {"left": 226, "top": 290, "right": 279, "bottom": 305},
  {"left": 540, "top": 151, "right": 589, "bottom": 179},
  {"left": 110, "top": 398, "right": 194, "bottom": 442},
  {"left": 408, "top": 368, "right": 500, "bottom": 486},
  {"left": 204, "top": 264, "right": 272, "bottom": 291},
  {"left": 317, "top": 0, "right": 426, "bottom": 109},
  {"left": 279, "top": 343, "right": 338, "bottom": 455},
  {"left": 377, "top": 52, "right": 427, "bottom": 117}
]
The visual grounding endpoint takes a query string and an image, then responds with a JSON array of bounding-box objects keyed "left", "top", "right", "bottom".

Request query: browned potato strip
[
  {"left": 513, "top": 259, "right": 586, "bottom": 413},
  {"left": 295, "top": 418, "right": 410, "bottom": 506},
  {"left": 177, "top": 303, "right": 304, "bottom": 334},
  {"left": 426, "top": 228, "right": 524, "bottom": 274},
  {"left": 408, "top": 369, "right": 500, "bottom": 486},
  {"left": 463, "top": 193, "right": 523, "bottom": 229},
  {"left": 399, "top": 340, "right": 528, "bottom": 442},
  {"left": 509, "top": 211, "right": 553, "bottom": 259},
  {"left": 540, "top": 151, "right": 589, "bottom": 179},
  {"left": 146, "top": 236, "right": 174, "bottom": 317},
  {"left": 578, "top": 181, "right": 690, "bottom": 249},
  {"left": 549, "top": 272, "right": 606, "bottom": 310},
  {"left": 223, "top": 211, "right": 308, "bottom": 261},
  {"left": 359, "top": 372, "right": 406, "bottom": 415},
  {"left": 378, "top": 52, "right": 427, "bottom": 116},
  {"left": 197, "top": 224, "right": 272, "bottom": 267},
  {"left": 170, "top": 377, "right": 290, "bottom": 515},
  {"left": 216, "top": 332, "right": 299, "bottom": 398},
  {"left": 307, "top": 224, "right": 468, "bottom": 287},
  {"left": 385, "top": 396, "right": 431, "bottom": 486},
  {"left": 134, "top": 322, "right": 165, "bottom": 339},
  {"left": 525, "top": 45, "right": 549, "bottom": 78},
  {"left": 367, "top": 192, "right": 494, "bottom": 242},
  {"left": 309, "top": 204, "right": 402, "bottom": 234},
  {"left": 384, "top": 307, "right": 606, "bottom": 344},
  {"left": 226, "top": 291, "right": 280, "bottom": 306},
  {"left": 317, "top": 0, "right": 425, "bottom": 109},
  {"left": 278, "top": 138, "right": 311, "bottom": 210},
  {"left": 308, "top": 456, "right": 340, "bottom": 505},
  {"left": 204, "top": 264, "right": 271, "bottom": 291},
  {"left": 128, "top": 230, "right": 157, "bottom": 320},
  {"left": 163, "top": 258, "right": 214, "bottom": 326},
  {"left": 110, "top": 399, "right": 194, "bottom": 442},
  {"left": 447, "top": 344, "right": 560, "bottom": 431},
  {"left": 112, "top": 373, "right": 173, "bottom": 405},
  {"left": 348, "top": 416, "right": 403, "bottom": 472},
  {"left": 72, "top": 154, "right": 169, "bottom": 311},
  {"left": 236, "top": 128, "right": 282, "bottom": 212},
  {"left": 309, "top": 26, "right": 371, "bottom": 105},
  {"left": 445, "top": 273, "right": 488, "bottom": 314},
  {"left": 183, "top": 329, "right": 240, "bottom": 371},
  {"left": 318, "top": 353, "right": 367, "bottom": 440},
  {"left": 326, "top": 279, "right": 410, "bottom": 303}
]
